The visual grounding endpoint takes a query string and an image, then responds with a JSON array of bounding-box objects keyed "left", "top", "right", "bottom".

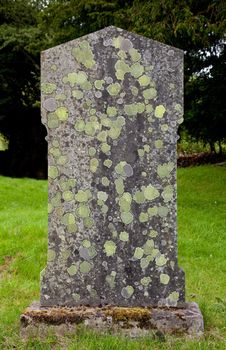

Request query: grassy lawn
[{"left": 0, "top": 165, "right": 225, "bottom": 349}]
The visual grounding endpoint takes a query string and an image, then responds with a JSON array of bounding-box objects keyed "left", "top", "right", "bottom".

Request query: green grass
[{"left": 0, "top": 165, "right": 225, "bottom": 349}]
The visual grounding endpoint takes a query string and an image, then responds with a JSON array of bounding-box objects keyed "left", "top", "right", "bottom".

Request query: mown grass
[{"left": 0, "top": 165, "right": 225, "bottom": 349}]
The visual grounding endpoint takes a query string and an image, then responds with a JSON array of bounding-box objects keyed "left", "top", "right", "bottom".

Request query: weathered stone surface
[
  {"left": 40, "top": 26, "right": 185, "bottom": 307},
  {"left": 20, "top": 302, "right": 204, "bottom": 338}
]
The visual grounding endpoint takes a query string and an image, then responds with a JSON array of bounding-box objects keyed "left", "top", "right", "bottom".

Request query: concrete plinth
[{"left": 20, "top": 301, "right": 204, "bottom": 339}]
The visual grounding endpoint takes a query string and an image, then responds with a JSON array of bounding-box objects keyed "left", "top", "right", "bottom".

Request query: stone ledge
[{"left": 20, "top": 301, "right": 204, "bottom": 339}]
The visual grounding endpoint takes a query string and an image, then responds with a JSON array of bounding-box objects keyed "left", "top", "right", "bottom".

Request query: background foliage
[{"left": 0, "top": 0, "right": 225, "bottom": 178}]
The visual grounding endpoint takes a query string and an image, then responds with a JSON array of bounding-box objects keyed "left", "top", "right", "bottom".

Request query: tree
[{"left": 0, "top": 0, "right": 47, "bottom": 178}]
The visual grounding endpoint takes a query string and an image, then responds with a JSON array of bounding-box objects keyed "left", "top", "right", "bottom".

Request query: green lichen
[
  {"left": 101, "top": 176, "right": 110, "bottom": 187},
  {"left": 130, "top": 63, "right": 144, "bottom": 78},
  {"left": 155, "top": 140, "right": 163, "bottom": 148},
  {"left": 143, "top": 184, "right": 159, "bottom": 201},
  {"left": 133, "top": 190, "right": 145, "bottom": 204},
  {"left": 80, "top": 261, "right": 92, "bottom": 273},
  {"left": 47, "top": 249, "right": 56, "bottom": 262},
  {"left": 115, "top": 178, "right": 124, "bottom": 195},
  {"left": 139, "top": 212, "right": 149, "bottom": 223},
  {"left": 133, "top": 247, "right": 144, "bottom": 260},
  {"left": 106, "top": 106, "right": 117, "bottom": 117},
  {"left": 162, "top": 185, "right": 174, "bottom": 202},
  {"left": 119, "top": 231, "right": 129, "bottom": 242},
  {"left": 138, "top": 75, "right": 151, "bottom": 86},
  {"left": 75, "top": 189, "right": 91, "bottom": 202},
  {"left": 157, "top": 162, "right": 174, "bottom": 178},
  {"left": 94, "top": 79, "right": 105, "bottom": 90},
  {"left": 103, "top": 159, "right": 112, "bottom": 168},
  {"left": 160, "top": 274, "right": 170, "bottom": 285},
  {"left": 62, "top": 191, "right": 74, "bottom": 202},
  {"left": 140, "top": 276, "right": 151, "bottom": 286},
  {"left": 72, "top": 41, "right": 95, "bottom": 69},
  {"left": 90, "top": 158, "right": 99, "bottom": 173},
  {"left": 154, "top": 105, "right": 166, "bottom": 118},
  {"left": 55, "top": 106, "right": 69, "bottom": 121},
  {"left": 155, "top": 254, "right": 167, "bottom": 267},
  {"left": 104, "top": 240, "right": 116, "bottom": 256},
  {"left": 67, "top": 265, "right": 77, "bottom": 276},
  {"left": 121, "top": 212, "right": 133, "bottom": 225},
  {"left": 72, "top": 90, "right": 83, "bottom": 99},
  {"left": 121, "top": 285, "right": 134, "bottom": 299},
  {"left": 76, "top": 204, "right": 90, "bottom": 218},
  {"left": 97, "top": 130, "right": 108, "bottom": 142},
  {"left": 74, "top": 119, "right": 85, "bottom": 132},
  {"left": 143, "top": 88, "right": 157, "bottom": 100},
  {"left": 107, "top": 83, "right": 121, "bottom": 96},
  {"left": 101, "top": 143, "right": 111, "bottom": 154},
  {"left": 129, "top": 48, "right": 141, "bottom": 62},
  {"left": 49, "top": 166, "right": 58, "bottom": 179},
  {"left": 41, "top": 83, "right": 56, "bottom": 94}
]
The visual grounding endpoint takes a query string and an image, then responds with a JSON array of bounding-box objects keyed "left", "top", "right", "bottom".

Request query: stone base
[{"left": 20, "top": 302, "right": 204, "bottom": 339}]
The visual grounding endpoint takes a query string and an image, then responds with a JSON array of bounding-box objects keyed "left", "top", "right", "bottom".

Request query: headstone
[{"left": 40, "top": 26, "right": 185, "bottom": 308}]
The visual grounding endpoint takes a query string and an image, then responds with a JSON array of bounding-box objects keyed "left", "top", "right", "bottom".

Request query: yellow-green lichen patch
[
  {"left": 72, "top": 41, "right": 95, "bottom": 69},
  {"left": 55, "top": 93, "right": 66, "bottom": 100},
  {"left": 106, "top": 273, "right": 116, "bottom": 289},
  {"left": 117, "top": 49, "right": 127, "bottom": 59},
  {"left": 62, "top": 191, "right": 74, "bottom": 202},
  {"left": 124, "top": 103, "right": 138, "bottom": 117},
  {"left": 55, "top": 106, "right": 69, "bottom": 121},
  {"left": 88, "top": 147, "right": 96, "bottom": 157},
  {"left": 115, "top": 60, "right": 130, "bottom": 80},
  {"left": 118, "top": 192, "right": 132, "bottom": 212},
  {"left": 101, "top": 176, "right": 110, "bottom": 187},
  {"left": 146, "top": 104, "right": 153, "bottom": 113},
  {"left": 59, "top": 178, "right": 76, "bottom": 191},
  {"left": 48, "top": 203, "right": 53, "bottom": 214},
  {"left": 108, "top": 126, "right": 121, "bottom": 140},
  {"left": 107, "top": 83, "right": 121, "bottom": 96},
  {"left": 83, "top": 217, "right": 94, "bottom": 228},
  {"left": 155, "top": 254, "right": 167, "bottom": 267},
  {"left": 49, "top": 147, "right": 61, "bottom": 158},
  {"left": 133, "top": 247, "right": 144, "bottom": 260},
  {"left": 133, "top": 190, "right": 145, "bottom": 204},
  {"left": 149, "top": 230, "right": 158, "bottom": 238},
  {"left": 97, "top": 191, "right": 108, "bottom": 202},
  {"left": 140, "top": 276, "right": 151, "bottom": 286},
  {"left": 154, "top": 105, "right": 166, "bottom": 118},
  {"left": 162, "top": 185, "right": 174, "bottom": 202},
  {"left": 72, "top": 293, "right": 80, "bottom": 302},
  {"left": 121, "top": 285, "right": 134, "bottom": 299},
  {"left": 157, "top": 162, "right": 174, "bottom": 178},
  {"left": 74, "top": 119, "right": 85, "bottom": 132},
  {"left": 51, "top": 193, "right": 61, "bottom": 207},
  {"left": 47, "top": 249, "right": 56, "bottom": 262},
  {"left": 47, "top": 112, "right": 60, "bottom": 129},
  {"left": 131, "top": 86, "right": 138, "bottom": 96},
  {"left": 143, "top": 184, "right": 159, "bottom": 201},
  {"left": 129, "top": 48, "right": 141, "bottom": 62},
  {"left": 85, "top": 121, "right": 100, "bottom": 136},
  {"left": 138, "top": 75, "right": 151, "bottom": 86},
  {"left": 115, "top": 178, "right": 124, "bottom": 195},
  {"left": 101, "top": 204, "right": 109, "bottom": 214},
  {"left": 158, "top": 206, "right": 169, "bottom": 217},
  {"left": 106, "top": 106, "right": 117, "bottom": 117},
  {"left": 119, "top": 231, "right": 129, "bottom": 242},
  {"left": 167, "top": 291, "right": 179, "bottom": 302},
  {"left": 144, "top": 144, "right": 150, "bottom": 153},
  {"left": 101, "top": 143, "right": 111, "bottom": 154},
  {"left": 143, "top": 88, "right": 157, "bottom": 100},
  {"left": 76, "top": 204, "right": 90, "bottom": 218},
  {"left": 147, "top": 206, "right": 158, "bottom": 217},
  {"left": 48, "top": 166, "right": 58, "bottom": 179},
  {"left": 112, "top": 36, "right": 123, "bottom": 49},
  {"left": 143, "top": 239, "right": 154, "bottom": 255},
  {"left": 72, "top": 89, "right": 83, "bottom": 99},
  {"left": 80, "top": 261, "right": 92, "bottom": 274},
  {"left": 104, "top": 240, "right": 116, "bottom": 257},
  {"left": 41, "top": 83, "right": 56, "bottom": 94},
  {"left": 139, "top": 212, "right": 149, "bottom": 223},
  {"left": 161, "top": 124, "right": 168, "bottom": 132},
  {"left": 130, "top": 63, "right": 144, "bottom": 78},
  {"left": 160, "top": 274, "right": 170, "bottom": 285},
  {"left": 82, "top": 239, "right": 91, "bottom": 248},
  {"left": 103, "top": 159, "right": 112, "bottom": 168},
  {"left": 155, "top": 140, "right": 163, "bottom": 149},
  {"left": 97, "top": 130, "right": 108, "bottom": 142},
  {"left": 94, "top": 79, "right": 104, "bottom": 90},
  {"left": 90, "top": 158, "right": 99, "bottom": 173},
  {"left": 57, "top": 155, "right": 68, "bottom": 165},
  {"left": 121, "top": 212, "right": 133, "bottom": 225},
  {"left": 140, "top": 255, "right": 153, "bottom": 270},
  {"left": 138, "top": 149, "right": 144, "bottom": 158},
  {"left": 67, "top": 265, "right": 77, "bottom": 276},
  {"left": 75, "top": 189, "right": 91, "bottom": 202}
]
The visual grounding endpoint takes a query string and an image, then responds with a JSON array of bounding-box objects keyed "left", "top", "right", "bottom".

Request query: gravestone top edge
[{"left": 41, "top": 26, "right": 184, "bottom": 57}]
